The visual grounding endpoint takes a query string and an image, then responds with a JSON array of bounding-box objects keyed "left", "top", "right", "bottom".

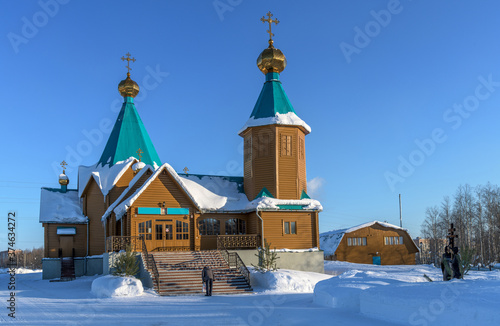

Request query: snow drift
[{"left": 91, "top": 275, "right": 143, "bottom": 298}]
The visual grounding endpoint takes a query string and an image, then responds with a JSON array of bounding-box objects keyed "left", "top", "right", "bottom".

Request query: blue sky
[{"left": 2, "top": 0, "right": 500, "bottom": 250}]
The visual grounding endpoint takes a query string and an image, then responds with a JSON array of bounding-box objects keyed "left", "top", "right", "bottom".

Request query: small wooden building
[{"left": 320, "top": 221, "right": 419, "bottom": 265}]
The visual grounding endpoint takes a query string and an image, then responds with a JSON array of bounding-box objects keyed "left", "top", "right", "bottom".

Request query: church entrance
[{"left": 143, "top": 218, "right": 190, "bottom": 251}]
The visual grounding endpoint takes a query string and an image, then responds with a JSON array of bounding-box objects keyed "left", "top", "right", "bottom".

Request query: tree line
[
  {"left": 421, "top": 183, "right": 500, "bottom": 266},
  {"left": 0, "top": 247, "right": 43, "bottom": 269}
]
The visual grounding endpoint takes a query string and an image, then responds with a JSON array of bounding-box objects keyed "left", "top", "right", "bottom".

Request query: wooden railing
[
  {"left": 220, "top": 249, "right": 251, "bottom": 287},
  {"left": 106, "top": 236, "right": 143, "bottom": 252},
  {"left": 141, "top": 237, "right": 160, "bottom": 294},
  {"left": 217, "top": 234, "right": 260, "bottom": 250}
]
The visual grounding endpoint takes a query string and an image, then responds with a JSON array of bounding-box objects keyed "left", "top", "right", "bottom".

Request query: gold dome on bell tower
[
  {"left": 118, "top": 52, "right": 140, "bottom": 98},
  {"left": 257, "top": 11, "right": 287, "bottom": 74}
]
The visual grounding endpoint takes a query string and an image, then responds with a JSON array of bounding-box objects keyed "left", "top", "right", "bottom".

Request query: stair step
[{"left": 144, "top": 250, "right": 252, "bottom": 296}]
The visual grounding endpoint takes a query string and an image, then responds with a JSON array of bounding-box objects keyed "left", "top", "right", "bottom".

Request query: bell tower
[{"left": 239, "top": 12, "right": 311, "bottom": 201}]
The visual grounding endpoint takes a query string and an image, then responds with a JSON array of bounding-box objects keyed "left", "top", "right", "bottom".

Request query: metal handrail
[
  {"left": 141, "top": 237, "right": 160, "bottom": 294},
  {"left": 219, "top": 248, "right": 251, "bottom": 287}
]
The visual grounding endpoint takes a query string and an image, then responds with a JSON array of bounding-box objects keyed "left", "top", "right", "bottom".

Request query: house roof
[
  {"left": 239, "top": 72, "right": 311, "bottom": 135},
  {"left": 39, "top": 188, "right": 87, "bottom": 224},
  {"left": 98, "top": 96, "right": 161, "bottom": 168},
  {"left": 101, "top": 164, "right": 154, "bottom": 221},
  {"left": 78, "top": 157, "right": 138, "bottom": 198},
  {"left": 320, "top": 221, "right": 419, "bottom": 256},
  {"left": 111, "top": 162, "right": 323, "bottom": 219}
]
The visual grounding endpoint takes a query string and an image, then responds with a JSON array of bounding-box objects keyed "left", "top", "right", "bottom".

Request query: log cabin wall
[
  {"left": 129, "top": 170, "right": 196, "bottom": 251},
  {"left": 108, "top": 167, "right": 136, "bottom": 205},
  {"left": 260, "top": 211, "right": 317, "bottom": 249},
  {"left": 334, "top": 224, "right": 417, "bottom": 265},
  {"left": 85, "top": 179, "right": 106, "bottom": 255}
]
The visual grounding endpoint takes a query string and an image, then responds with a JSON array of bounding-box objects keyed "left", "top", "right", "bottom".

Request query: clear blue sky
[{"left": 2, "top": 0, "right": 500, "bottom": 250}]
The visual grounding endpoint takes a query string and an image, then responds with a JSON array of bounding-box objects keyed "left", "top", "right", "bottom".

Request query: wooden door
[
  {"left": 59, "top": 236, "right": 74, "bottom": 257},
  {"left": 151, "top": 219, "right": 189, "bottom": 250}
]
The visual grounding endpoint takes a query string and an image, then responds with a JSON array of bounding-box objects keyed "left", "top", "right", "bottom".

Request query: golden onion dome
[
  {"left": 257, "top": 41, "right": 287, "bottom": 74},
  {"left": 118, "top": 72, "right": 140, "bottom": 98},
  {"left": 59, "top": 172, "right": 69, "bottom": 186}
]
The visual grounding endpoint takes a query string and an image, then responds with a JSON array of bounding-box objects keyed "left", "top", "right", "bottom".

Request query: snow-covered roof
[
  {"left": 101, "top": 164, "right": 154, "bottom": 221},
  {"left": 111, "top": 163, "right": 323, "bottom": 219},
  {"left": 78, "top": 157, "right": 137, "bottom": 198},
  {"left": 238, "top": 112, "right": 311, "bottom": 135},
  {"left": 39, "top": 188, "right": 87, "bottom": 224},
  {"left": 320, "top": 221, "right": 416, "bottom": 256}
]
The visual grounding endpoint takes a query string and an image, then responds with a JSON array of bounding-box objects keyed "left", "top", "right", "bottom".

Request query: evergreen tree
[
  {"left": 112, "top": 244, "right": 139, "bottom": 277},
  {"left": 253, "top": 239, "right": 279, "bottom": 273}
]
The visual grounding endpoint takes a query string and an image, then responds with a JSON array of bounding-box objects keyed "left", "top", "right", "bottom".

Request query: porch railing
[
  {"left": 220, "top": 249, "right": 251, "bottom": 287},
  {"left": 106, "top": 236, "right": 143, "bottom": 252},
  {"left": 141, "top": 237, "right": 161, "bottom": 294},
  {"left": 216, "top": 234, "right": 260, "bottom": 250}
]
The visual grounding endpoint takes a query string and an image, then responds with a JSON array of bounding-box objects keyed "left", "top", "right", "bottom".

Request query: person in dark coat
[{"left": 202, "top": 266, "right": 214, "bottom": 296}]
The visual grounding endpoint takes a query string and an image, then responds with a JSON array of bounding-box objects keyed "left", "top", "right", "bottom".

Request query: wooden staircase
[
  {"left": 143, "top": 251, "right": 252, "bottom": 296},
  {"left": 60, "top": 257, "right": 75, "bottom": 281}
]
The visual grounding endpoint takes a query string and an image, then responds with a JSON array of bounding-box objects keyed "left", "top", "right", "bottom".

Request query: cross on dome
[
  {"left": 121, "top": 52, "right": 136, "bottom": 76},
  {"left": 260, "top": 11, "right": 279, "bottom": 45}
]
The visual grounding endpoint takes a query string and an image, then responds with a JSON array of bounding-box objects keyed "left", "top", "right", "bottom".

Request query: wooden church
[{"left": 39, "top": 13, "right": 322, "bottom": 280}]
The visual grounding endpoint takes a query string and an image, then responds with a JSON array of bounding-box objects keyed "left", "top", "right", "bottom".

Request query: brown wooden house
[{"left": 320, "top": 221, "right": 419, "bottom": 265}]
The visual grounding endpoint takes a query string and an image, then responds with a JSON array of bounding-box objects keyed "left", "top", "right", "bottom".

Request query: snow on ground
[
  {"left": 1, "top": 263, "right": 499, "bottom": 325},
  {"left": 317, "top": 261, "right": 500, "bottom": 325},
  {"left": 250, "top": 267, "right": 332, "bottom": 293},
  {"left": 91, "top": 275, "right": 143, "bottom": 298}
]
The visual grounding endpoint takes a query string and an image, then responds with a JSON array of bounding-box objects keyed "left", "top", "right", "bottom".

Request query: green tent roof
[
  {"left": 98, "top": 97, "right": 161, "bottom": 167},
  {"left": 249, "top": 72, "right": 296, "bottom": 119}
]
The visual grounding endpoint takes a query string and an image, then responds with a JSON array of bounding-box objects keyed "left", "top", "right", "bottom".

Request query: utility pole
[{"left": 399, "top": 194, "right": 403, "bottom": 228}]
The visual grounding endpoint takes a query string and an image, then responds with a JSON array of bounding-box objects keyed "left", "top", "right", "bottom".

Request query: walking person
[{"left": 202, "top": 266, "right": 214, "bottom": 296}]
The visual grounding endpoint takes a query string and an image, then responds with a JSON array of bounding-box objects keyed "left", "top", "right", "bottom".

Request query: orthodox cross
[
  {"left": 183, "top": 167, "right": 189, "bottom": 174},
  {"left": 260, "top": 11, "right": 279, "bottom": 42},
  {"left": 136, "top": 148, "right": 143, "bottom": 162},
  {"left": 121, "top": 52, "right": 136, "bottom": 74},
  {"left": 447, "top": 223, "right": 458, "bottom": 248},
  {"left": 60, "top": 160, "right": 68, "bottom": 173}
]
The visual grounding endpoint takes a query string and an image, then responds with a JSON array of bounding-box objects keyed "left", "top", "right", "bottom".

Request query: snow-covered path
[{"left": 1, "top": 271, "right": 392, "bottom": 326}]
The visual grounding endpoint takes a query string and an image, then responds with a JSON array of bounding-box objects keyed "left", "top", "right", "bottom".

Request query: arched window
[
  {"left": 198, "top": 218, "right": 220, "bottom": 235},
  {"left": 225, "top": 218, "right": 246, "bottom": 235}
]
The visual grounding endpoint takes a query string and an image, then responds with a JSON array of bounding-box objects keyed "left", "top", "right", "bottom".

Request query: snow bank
[
  {"left": 250, "top": 268, "right": 331, "bottom": 293},
  {"left": 271, "top": 247, "right": 319, "bottom": 253},
  {"left": 315, "top": 261, "right": 500, "bottom": 324},
  {"left": 0, "top": 268, "right": 41, "bottom": 274},
  {"left": 91, "top": 275, "right": 143, "bottom": 298}
]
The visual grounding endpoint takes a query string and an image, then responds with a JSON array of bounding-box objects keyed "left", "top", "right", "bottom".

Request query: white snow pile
[
  {"left": 91, "top": 275, "right": 143, "bottom": 298},
  {"left": 316, "top": 261, "right": 500, "bottom": 325},
  {"left": 39, "top": 188, "right": 87, "bottom": 224},
  {"left": 132, "top": 161, "right": 146, "bottom": 172},
  {"left": 250, "top": 268, "right": 331, "bottom": 293},
  {"left": 0, "top": 268, "right": 41, "bottom": 274},
  {"left": 239, "top": 112, "right": 312, "bottom": 134},
  {"left": 271, "top": 247, "right": 319, "bottom": 253}
]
